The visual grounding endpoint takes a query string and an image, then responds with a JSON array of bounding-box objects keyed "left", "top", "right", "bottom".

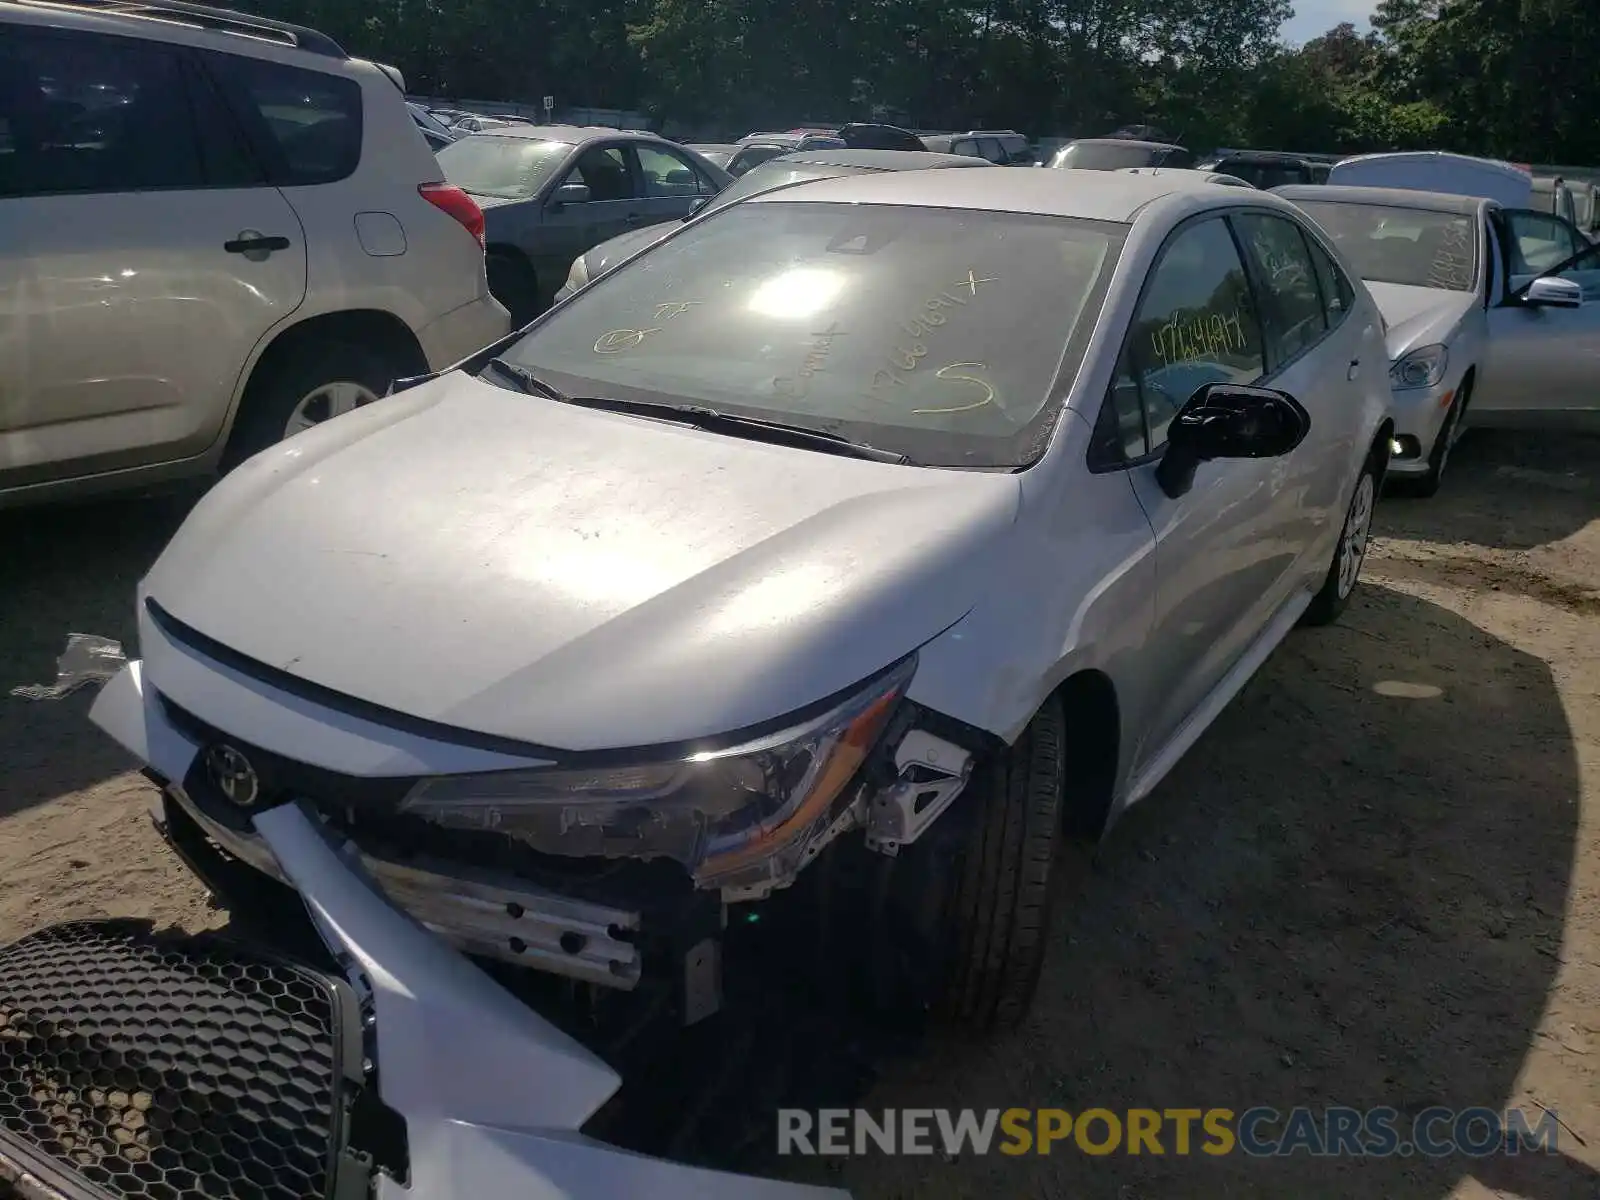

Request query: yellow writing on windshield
[
  {"left": 1151, "top": 310, "right": 1246, "bottom": 367},
  {"left": 594, "top": 327, "right": 662, "bottom": 354}
]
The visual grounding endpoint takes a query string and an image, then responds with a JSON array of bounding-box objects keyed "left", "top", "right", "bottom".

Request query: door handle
[
  {"left": 1347, "top": 358, "right": 1361, "bottom": 381},
  {"left": 623, "top": 213, "right": 643, "bottom": 225},
  {"left": 224, "top": 233, "right": 291, "bottom": 255}
]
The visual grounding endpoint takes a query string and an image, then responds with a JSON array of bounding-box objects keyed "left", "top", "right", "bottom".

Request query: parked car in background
[
  {"left": 1278, "top": 182, "right": 1600, "bottom": 494},
  {"left": 1120, "top": 167, "right": 1253, "bottom": 188},
  {"left": 1197, "top": 150, "right": 1321, "bottom": 189},
  {"left": 1571, "top": 179, "right": 1600, "bottom": 240},
  {"left": 1048, "top": 138, "right": 1195, "bottom": 170},
  {"left": 728, "top": 133, "right": 846, "bottom": 175},
  {"left": 687, "top": 142, "right": 738, "bottom": 169},
  {"left": 0, "top": 0, "right": 508, "bottom": 508},
  {"left": 555, "top": 148, "right": 999, "bottom": 301},
  {"left": 455, "top": 114, "right": 515, "bottom": 133},
  {"left": 1327, "top": 151, "right": 1534, "bottom": 207},
  {"left": 91, "top": 170, "right": 1393, "bottom": 1059},
  {"left": 436, "top": 125, "right": 731, "bottom": 321},
  {"left": 409, "top": 100, "right": 457, "bottom": 151},
  {"left": 920, "top": 129, "right": 1032, "bottom": 163},
  {"left": 1531, "top": 174, "right": 1579, "bottom": 226}
]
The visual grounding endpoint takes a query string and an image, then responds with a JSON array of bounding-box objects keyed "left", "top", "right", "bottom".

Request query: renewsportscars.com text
[{"left": 777, "top": 1106, "right": 1563, "bottom": 1158}]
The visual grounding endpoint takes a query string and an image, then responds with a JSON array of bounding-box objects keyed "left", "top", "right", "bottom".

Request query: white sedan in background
[
  {"left": 79, "top": 172, "right": 1393, "bottom": 1197},
  {"left": 1278, "top": 183, "right": 1600, "bottom": 495}
]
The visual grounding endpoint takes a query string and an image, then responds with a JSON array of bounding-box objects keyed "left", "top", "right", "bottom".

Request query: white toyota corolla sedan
[{"left": 81, "top": 170, "right": 1393, "bottom": 1197}]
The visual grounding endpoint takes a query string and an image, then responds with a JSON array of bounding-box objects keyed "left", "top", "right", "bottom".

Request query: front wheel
[
  {"left": 1302, "top": 459, "right": 1377, "bottom": 627},
  {"left": 941, "top": 696, "right": 1067, "bottom": 1032}
]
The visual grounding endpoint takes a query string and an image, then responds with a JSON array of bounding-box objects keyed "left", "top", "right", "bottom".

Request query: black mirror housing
[{"left": 1156, "top": 382, "right": 1311, "bottom": 499}]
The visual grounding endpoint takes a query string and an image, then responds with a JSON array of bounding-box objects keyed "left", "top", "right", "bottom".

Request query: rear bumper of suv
[{"left": 417, "top": 292, "right": 511, "bottom": 371}]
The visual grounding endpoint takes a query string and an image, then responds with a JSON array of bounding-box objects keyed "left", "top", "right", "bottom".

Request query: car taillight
[{"left": 419, "top": 182, "right": 485, "bottom": 248}]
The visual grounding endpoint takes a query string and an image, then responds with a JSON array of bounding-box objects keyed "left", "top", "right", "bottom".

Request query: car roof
[
  {"left": 1274, "top": 184, "right": 1490, "bottom": 214},
  {"left": 771, "top": 148, "right": 995, "bottom": 170},
  {"left": 470, "top": 124, "right": 670, "bottom": 146},
  {"left": 1065, "top": 138, "right": 1185, "bottom": 152},
  {"left": 1210, "top": 150, "right": 1311, "bottom": 164},
  {"left": 747, "top": 165, "right": 1278, "bottom": 222}
]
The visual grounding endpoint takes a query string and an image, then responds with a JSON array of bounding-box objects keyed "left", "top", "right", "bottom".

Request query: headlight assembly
[
  {"left": 399, "top": 655, "right": 916, "bottom": 892},
  {"left": 1389, "top": 343, "right": 1448, "bottom": 390}
]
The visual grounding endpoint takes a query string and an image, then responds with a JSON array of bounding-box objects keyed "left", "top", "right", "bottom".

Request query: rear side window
[
  {"left": 0, "top": 27, "right": 208, "bottom": 196},
  {"left": 1305, "top": 234, "right": 1355, "bottom": 327},
  {"left": 210, "top": 55, "right": 362, "bottom": 186},
  {"left": 1232, "top": 212, "right": 1327, "bottom": 366},
  {"left": 636, "top": 142, "right": 715, "bottom": 197}
]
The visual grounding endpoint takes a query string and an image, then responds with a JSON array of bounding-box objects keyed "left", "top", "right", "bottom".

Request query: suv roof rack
[{"left": 30, "top": 0, "right": 347, "bottom": 57}]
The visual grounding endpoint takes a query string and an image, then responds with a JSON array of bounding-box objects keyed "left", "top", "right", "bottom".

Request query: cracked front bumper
[{"left": 84, "top": 662, "right": 847, "bottom": 1200}]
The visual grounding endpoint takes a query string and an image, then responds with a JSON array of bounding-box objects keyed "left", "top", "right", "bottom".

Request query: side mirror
[
  {"left": 548, "top": 182, "right": 591, "bottom": 211},
  {"left": 1155, "top": 382, "right": 1311, "bottom": 500},
  {"left": 688, "top": 196, "right": 710, "bottom": 217},
  {"left": 1523, "top": 276, "right": 1582, "bottom": 309}
]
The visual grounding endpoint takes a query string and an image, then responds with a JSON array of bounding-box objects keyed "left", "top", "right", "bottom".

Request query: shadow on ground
[
  {"left": 1382, "top": 430, "right": 1600, "bottom": 552},
  {"left": 765, "top": 584, "right": 1589, "bottom": 1199},
  {"left": 0, "top": 490, "right": 198, "bottom": 818}
]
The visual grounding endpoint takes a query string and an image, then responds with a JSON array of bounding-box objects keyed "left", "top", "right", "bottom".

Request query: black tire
[
  {"left": 943, "top": 695, "right": 1067, "bottom": 1032},
  {"left": 1302, "top": 455, "right": 1379, "bottom": 627},
  {"left": 1391, "top": 377, "right": 1470, "bottom": 499},
  {"left": 487, "top": 252, "right": 543, "bottom": 326},
  {"left": 224, "top": 339, "right": 397, "bottom": 470}
]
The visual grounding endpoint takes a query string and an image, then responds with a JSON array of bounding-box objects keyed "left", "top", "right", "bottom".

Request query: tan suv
[{"left": 0, "top": 0, "right": 509, "bottom": 507}]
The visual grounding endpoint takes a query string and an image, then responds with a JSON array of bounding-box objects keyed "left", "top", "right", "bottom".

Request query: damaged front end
[{"left": 22, "top": 633, "right": 980, "bottom": 1035}]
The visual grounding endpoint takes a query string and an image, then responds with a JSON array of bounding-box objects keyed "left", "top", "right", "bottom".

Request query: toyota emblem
[{"left": 205, "top": 744, "right": 260, "bottom": 808}]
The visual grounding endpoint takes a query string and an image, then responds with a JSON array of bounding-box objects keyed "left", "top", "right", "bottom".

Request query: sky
[{"left": 1281, "top": 0, "right": 1378, "bottom": 44}]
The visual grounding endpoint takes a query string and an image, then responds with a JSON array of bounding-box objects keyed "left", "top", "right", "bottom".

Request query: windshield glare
[
  {"left": 704, "top": 161, "right": 873, "bottom": 214},
  {"left": 437, "top": 135, "right": 572, "bottom": 199},
  {"left": 1051, "top": 143, "right": 1164, "bottom": 171},
  {"left": 501, "top": 201, "right": 1124, "bottom": 467},
  {"left": 1296, "top": 201, "right": 1478, "bottom": 291}
]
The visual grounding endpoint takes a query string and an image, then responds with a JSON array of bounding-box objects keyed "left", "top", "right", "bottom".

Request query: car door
[
  {"left": 1230, "top": 209, "right": 1370, "bottom": 542},
  {"left": 0, "top": 23, "right": 306, "bottom": 489},
  {"left": 1476, "top": 209, "right": 1600, "bottom": 426},
  {"left": 631, "top": 141, "right": 719, "bottom": 225},
  {"left": 533, "top": 142, "right": 643, "bottom": 285},
  {"left": 1102, "top": 215, "right": 1299, "bottom": 765}
]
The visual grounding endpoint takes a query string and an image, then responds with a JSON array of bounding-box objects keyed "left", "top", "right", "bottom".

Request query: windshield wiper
[
  {"left": 478, "top": 362, "right": 909, "bottom": 463},
  {"left": 481, "top": 357, "right": 571, "bottom": 402},
  {"left": 560, "top": 395, "right": 910, "bottom": 464}
]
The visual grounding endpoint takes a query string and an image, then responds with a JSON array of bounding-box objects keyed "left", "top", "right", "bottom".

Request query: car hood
[
  {"left": 581, "top": 220, "right": 679, "bottom": 279},
  {"left": 1366, "top": 281, "right": 1474, "bottom": 359},
  {"left": 142, "top": 376, "right": 1020, "bottom": 752}
]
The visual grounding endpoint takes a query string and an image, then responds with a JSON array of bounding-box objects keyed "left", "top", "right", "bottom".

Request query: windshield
[
  {"left": 703, "top": 161, "right": 875, "bottom": 215},
  {"left": 1576, "top": 189, "right": 1595, "bottom": 228},
  {"left": 437, "top": 135, "right": 572, "bottom": 199},
  {"left": 1294, "top": 200, "right": 1478, "bottom": 291},
  {"left": 1051, "top": 142, "right": 1165, "bottom": 171},
  {"left": 499, "top": 201, "right": 1124, "bottom": 467}
]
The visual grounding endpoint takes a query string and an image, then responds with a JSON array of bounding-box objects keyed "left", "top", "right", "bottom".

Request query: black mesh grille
[{"left": 0, "top": 922, "right": 350, "bottom": 1200}]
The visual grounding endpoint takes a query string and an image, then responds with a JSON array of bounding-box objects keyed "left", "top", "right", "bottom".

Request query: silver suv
[{"left": 0, "top": 0, "right": 510, "bottom": 506}]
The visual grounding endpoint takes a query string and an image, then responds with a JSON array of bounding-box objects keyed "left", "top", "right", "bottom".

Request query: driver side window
[
  {"left": 1108, "top": 217, "right": 1268, "bottom": 458},
  {"left": 560, "top": 145, "right": 633, "bottom": 202},
  {"left": 1505, "top": 210, "right": 1585, "bottom": 276}
]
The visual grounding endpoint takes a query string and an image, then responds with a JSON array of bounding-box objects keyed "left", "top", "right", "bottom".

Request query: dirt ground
[{"left": 2, "top": 430, "right": 1597, "bottom": 1200}]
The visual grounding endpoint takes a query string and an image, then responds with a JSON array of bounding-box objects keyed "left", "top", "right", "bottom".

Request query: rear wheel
[
  {"left": 1302, "top": 458, "right": 1377, "bottom": 626},
  {"left": 942, "top": 696, "right": 1067, "bottom": 1032},
  {"left": 487, "top": 251, "right": 543, "bottom": 326},
  {"left": 224, "top": 339, "right": 395, "bottom": 470}
]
